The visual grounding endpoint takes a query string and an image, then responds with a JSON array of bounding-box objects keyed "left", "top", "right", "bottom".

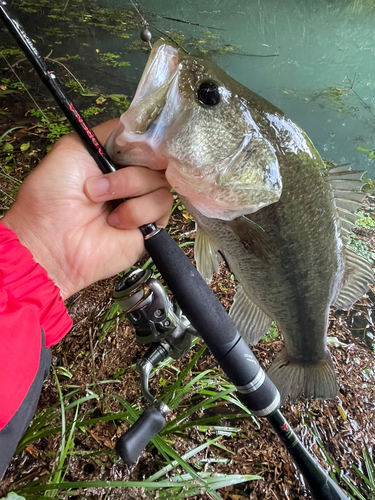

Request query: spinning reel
[{"left": 113, "top": 268, "right": 196, "bottom": 464}]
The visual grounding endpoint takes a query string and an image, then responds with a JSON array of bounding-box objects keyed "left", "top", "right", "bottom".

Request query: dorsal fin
[
  {"left": 194, "top": 224, "right": 222, "bottom": 283},
  {"left": 328, "top": 165, "right": 366, "bottom": 245},
  {"left": 328, "top": 164, "right": 374, "bottom": 309}
]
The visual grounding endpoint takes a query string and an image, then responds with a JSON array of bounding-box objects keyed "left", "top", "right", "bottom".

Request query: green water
[
  {"left": 111, "top": 0, "right": 375, "bottom": 176},
  {"left": 3, "top": 0, "right": 375, "bottom": 176}
]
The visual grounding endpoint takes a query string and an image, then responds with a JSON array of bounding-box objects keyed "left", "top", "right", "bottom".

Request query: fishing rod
[{"left": 0, "top": 3, "right": 350, "bottom": 499}]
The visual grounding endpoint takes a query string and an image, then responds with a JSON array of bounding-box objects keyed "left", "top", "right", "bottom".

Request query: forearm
[{"left": 0, "top": 222, "right": 72, "bottom": 479}]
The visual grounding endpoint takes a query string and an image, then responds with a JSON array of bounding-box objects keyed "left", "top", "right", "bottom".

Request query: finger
[
  {"left": 92, "top": 118, "right": 121, "bottom": 144},
  {"left": 107, "top": 188, "right": 173, "bottom": 229},
  {"left": 85, "top": 167, "right": 170, "bottom": 201},
  {"left": 155, "top": 210, "right": 171, "bottom": 228}
]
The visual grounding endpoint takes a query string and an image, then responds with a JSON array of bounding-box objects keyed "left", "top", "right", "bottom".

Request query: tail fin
[{"left": 267, "top": 348, "right": 338, "bottom": 404}]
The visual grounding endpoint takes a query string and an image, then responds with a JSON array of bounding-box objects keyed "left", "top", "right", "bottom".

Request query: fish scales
[{"left": 105, "top": 40, "right": 374, "bottom": 403}]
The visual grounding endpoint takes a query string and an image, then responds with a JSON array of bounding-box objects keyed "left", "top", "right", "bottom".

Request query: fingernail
[
  {"left": 107, "top": 210, "right": 120, "bottom": 227},
  {"left": 86, "top": 177, "right": 110, "bottom": 198}
]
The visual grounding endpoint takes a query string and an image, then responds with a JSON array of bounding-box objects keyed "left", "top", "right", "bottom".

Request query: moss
[
  {"left": 14, "top": 0, "right": 140, "bottom": 41},
  {"left": 99, "top": 52, "right": 131, "bottom": 68}
]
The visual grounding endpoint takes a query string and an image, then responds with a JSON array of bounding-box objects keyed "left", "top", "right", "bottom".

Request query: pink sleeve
[{"left": 0, "top": 222, "right": 72, "bottom": 430}]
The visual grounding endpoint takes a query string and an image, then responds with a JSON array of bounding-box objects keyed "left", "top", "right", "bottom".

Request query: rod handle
[{"left": 116, "top": 407, "right": 166, "bottom": 465}]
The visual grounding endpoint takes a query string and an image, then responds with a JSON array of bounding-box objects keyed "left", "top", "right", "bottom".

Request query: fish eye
[{"left": 197, "top": 81, "right": 220, "bottom": 106}]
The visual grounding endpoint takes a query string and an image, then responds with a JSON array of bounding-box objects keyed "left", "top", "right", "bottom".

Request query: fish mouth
[
  {"left": 105, "top": 41, "right": 282, "bottom": 221},
  {"left": 106, "top": 41, "right": 180, "bottom": 169},
  {"left": 130, "top": 40, "right": 179, "bottom": 108}
]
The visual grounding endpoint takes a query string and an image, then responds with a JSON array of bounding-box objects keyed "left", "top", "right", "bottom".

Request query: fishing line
[
  {"left": 129, "top": 0, "right": 147, "bottom": 28},
  {"left": 0, "top": 50, "right": 47, "bottom": 120},
  {"left": 161, "top": 15, "right": 225, "bottom": 31},
  {"left": 129, "top": 0, "right": 152, "bottom": 49},
  {"left": 129, "top": 1, "right": 189, "bottom": 54}
]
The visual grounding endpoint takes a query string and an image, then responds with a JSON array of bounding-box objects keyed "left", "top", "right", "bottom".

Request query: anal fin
[
  {"left": 229, "top": 285, "right": 272, "bottom": 345},
  {"left": 267, "top": 349, "right": 338, "bottom": 404},
  {"left": 334, "top": 246, "right": 374, "bottom": 310}
]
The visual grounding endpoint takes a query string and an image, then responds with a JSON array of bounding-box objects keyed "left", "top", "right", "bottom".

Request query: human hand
[{"left": 2, "top": 119, "right": 173, "bottom": 300}]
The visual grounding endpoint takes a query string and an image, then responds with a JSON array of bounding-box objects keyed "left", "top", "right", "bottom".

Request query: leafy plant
[
  {"left": 261, "top": 322, "right": 279, "bottom": 342},
  {"left": 357, "top": 146, "right": 375, "bottom": 160},
  {"left": 348, "top": 235, "right": 375, "bottom": 263},
  {"left": 29, "top": 108, "right": 72, "bottom": 142},
  {"left": 0, "top": 47, "right": 24, "bottom": 60},
  {"left": 6, "top": 346, "right": 261, "bottom": 500},
  {"left": 0, "top": 77, "right": 29, "bottom": 97},
  {"left": 307, "top": 415, "right": 375, "bottom": 500},
  {"left": 65, "top": 79, "right": 97, "bottom": 97},
  {"left": 356, "top": 211, "right": 375, "bottom": 229},
  {"left": 82, "top": 105, "right": 103, "bottom": 118},
  {"left": 94, "top": 93, "right": 131, "bottom": 114}
]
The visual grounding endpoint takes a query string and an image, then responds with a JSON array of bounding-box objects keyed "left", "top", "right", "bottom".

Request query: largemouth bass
[{"left": 106, "top": 41, "right": 374, "bottom": 403}]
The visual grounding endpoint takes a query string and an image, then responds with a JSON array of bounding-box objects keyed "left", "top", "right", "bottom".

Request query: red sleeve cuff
[{"left": 0, "top": 222, "right": 72, "bottom": 347}]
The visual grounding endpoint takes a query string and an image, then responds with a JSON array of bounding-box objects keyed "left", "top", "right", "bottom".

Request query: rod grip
[{"left": 116, "top": 407, "right": 166, "bottom": 465}]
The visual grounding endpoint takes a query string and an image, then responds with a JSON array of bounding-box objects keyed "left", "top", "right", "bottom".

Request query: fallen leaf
[
  {"left": 88, "top": 430, "right": 114, "bottom": 449},
  {"left": 25, "top": 444, "right": 39, "bottom": 458}
]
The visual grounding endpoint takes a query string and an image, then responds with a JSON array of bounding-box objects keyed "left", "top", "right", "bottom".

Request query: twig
[
  {"left": 5, "top": 49, "right": 85, "bottom": 96},
  {"left": 347, "top": 73, "right": 375, "bottom": 122},
  {"left": 161, "top": 16, "right": 225, "bottom": 32},
  {"left": 62, "top": 0, "right": 70, "bottom": 13},
  {"left": 0, "top": 50, "right": 46, "bottom": 118},
  {"left": 45, "top": 50, "right": 86, "bottom": 94},
  {"left": 152, "top": 27, "right": 189, "bottom": 53},
  {"left": 0, "top": 170, "right": 22, "bottom": 185},
  {"left": 0, "top": 187, "right": 15, "bottom": 201},
  {"left": 88, "top": 327, "right": 97, "bottom": 383}
]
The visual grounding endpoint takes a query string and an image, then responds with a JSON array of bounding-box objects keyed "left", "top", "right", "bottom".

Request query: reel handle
[{"left": 116, "top": 407, "right": 166, "bottom": 465}]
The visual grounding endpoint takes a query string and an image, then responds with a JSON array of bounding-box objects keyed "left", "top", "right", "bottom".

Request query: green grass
[
  {"left": 307, "top": 414, "right": 375, "bottom": 499},
  {"left": 4, "top": 344, "right": 261, "bottom": 500}
]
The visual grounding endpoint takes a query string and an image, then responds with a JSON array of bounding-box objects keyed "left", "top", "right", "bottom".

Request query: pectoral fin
[
  {"left": 194, "top": 224, "right": 223, "bottom": 283},
  {"left": 226, "top": 216, "right": 275, "bottom": 263}
]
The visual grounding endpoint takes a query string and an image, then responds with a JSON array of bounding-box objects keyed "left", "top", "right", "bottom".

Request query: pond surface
[
  {"left": 3, "top": 0, "right": 375, "bottom": 177},
  {"left": 117, "top": 0, "right": 375, "bottom": 176}
]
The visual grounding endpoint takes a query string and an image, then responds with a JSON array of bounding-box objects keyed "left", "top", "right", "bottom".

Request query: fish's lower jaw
[{"left": 266, "top": 348, "right": 338, "bottom": 404}]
